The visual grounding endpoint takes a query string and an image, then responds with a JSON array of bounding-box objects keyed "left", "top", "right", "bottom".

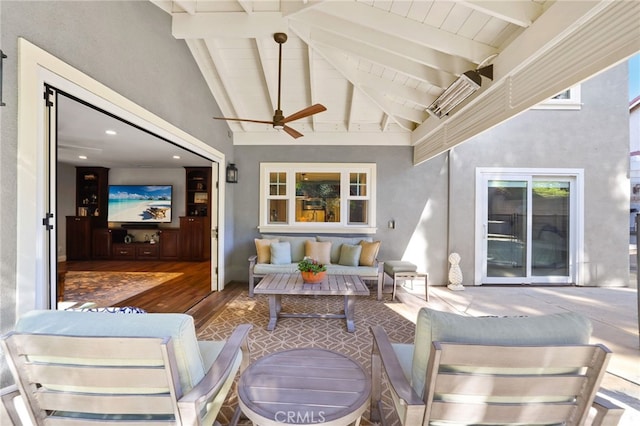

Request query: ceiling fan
[{"left": 213, "top": 33, "right": 326, "bottom": 139}]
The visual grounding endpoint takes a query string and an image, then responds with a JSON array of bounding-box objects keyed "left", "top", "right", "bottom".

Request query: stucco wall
[
  {"left": 0, "top": 0, "right": 232, "bottom": 397},
  {"left": 229, "top": 146, "right": 450, "bottom": 284},
  {"left": 449, "top": 63, "right": 630, "bottom": 287}
]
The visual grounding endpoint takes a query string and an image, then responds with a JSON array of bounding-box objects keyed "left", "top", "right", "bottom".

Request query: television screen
[{"left": 107, "top": 185, "right": 173, "bottom": 223}]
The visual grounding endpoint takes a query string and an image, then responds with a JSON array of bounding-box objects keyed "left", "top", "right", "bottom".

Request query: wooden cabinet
[
  {"left": 180, "top": 216, "right": 209, "bottom": 261},
  {"left": 112, "top": 243, "right": 136, "bottom": 260},
  {"left": 158, "top": 228, "right": 180, "bottom": 260},
  {"left": 181, "top": 167, "right": 212, "bottom": 261},
  {"left": 136, "top": 244, "right": 159, "bottom": 259},
  {"left": 92, "top": 229, "right": 112, "bottom": 259},
  {"left": 66, "top": 216, "right": 92, "bottom": 260},
  {"left": 76, "top": 167, "right": 109, "bottom": 227}
]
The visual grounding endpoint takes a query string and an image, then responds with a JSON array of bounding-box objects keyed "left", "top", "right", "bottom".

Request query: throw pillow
[
  {"left": 304, "top": 240, "right": 332, "bottom": 265},
  {"left": 270, "top": 241, "right": 292, "bottom": 265},
  {"left": 255, "top": 238, "right": 278, "bottom": 264},
  {"left": 338, "top": 244, "right": 363, "bottom": 267},
  {"left": 359, "top": 240, "right": 381, "bottom": 266}
]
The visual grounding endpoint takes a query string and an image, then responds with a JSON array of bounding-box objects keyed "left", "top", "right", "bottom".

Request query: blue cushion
[{"left": 270, "top": 241, "right": 292, "bottom": 265}]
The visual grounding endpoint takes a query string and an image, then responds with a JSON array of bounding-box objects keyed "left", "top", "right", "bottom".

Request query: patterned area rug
[
  {"left": 197, "top": 291, "right": 416, "bottom": 426},
  {"left": 63, "top": 271, "right": 183, "bottom": 307}
]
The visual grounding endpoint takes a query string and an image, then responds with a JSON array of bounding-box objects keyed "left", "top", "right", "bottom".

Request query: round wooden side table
[{"left": 237, "top": 348, "right": 371, "bottom": 425}]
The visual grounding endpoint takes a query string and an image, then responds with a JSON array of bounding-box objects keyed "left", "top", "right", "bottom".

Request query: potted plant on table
[{"left": 298, "top": 257, "right": 327, "bottom": 283}]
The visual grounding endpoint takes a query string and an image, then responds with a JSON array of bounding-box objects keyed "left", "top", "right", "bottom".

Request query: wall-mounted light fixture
[
  {"left": 0, "top": 50, "right": 7, "bottom": 107},
  {"left": 226, "top": 163, "right": 238, "bottom": 183},
  {"left": 427, "top": 65, "right": 493, "bottom": 119}
]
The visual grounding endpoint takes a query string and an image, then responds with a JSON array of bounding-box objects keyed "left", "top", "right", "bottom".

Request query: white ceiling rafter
[
  {"left": 459, "top": 0, "right": 543, "bottom": 28},
  {"left": 309, "top": 27, "right": 454, "bottom": 88},
  {"left": 299, "top": 30, "right": 413, "bottom": 132},
  {"left": 292, "top": 9, "right": 475, "bottom": 76},
  {"left": 316, "top": 1, "right": 498, "bottom": 63},
  {"left": 143, "top": 0, "right": 637, "bottom": 149}
]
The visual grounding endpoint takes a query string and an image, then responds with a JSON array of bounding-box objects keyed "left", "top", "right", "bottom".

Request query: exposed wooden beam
[
  {"left": 173, "top": 0, "right": 197, "bottom": 15},
  {"left": 172, "top": 12, "right": 287, "bottom": 38},
  {"left": 316, "top": 1, "right": 497, "bottom": 64},
  {"left": 310, "top": 27, "right": 455, "bottom": 88},
  {"left": 291, "top": 10, "right": 474, "bottom": 75},
  {"left": 459, "top": 0, "right": 543, "bottom": 28},
  {"left": 236, "top": 0, "right": 253, "bottom": 14}
]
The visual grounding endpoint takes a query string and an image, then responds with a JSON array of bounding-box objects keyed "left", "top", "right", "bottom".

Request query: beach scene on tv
[{"left": 107, "top": 185, "right": 173, "bottom": 223}]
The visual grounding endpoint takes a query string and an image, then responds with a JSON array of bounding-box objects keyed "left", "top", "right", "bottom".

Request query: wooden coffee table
[
  {"left": 254, "top": 273, "right": 370, "bottom": 332},
  {"left": 237, "top": 348, "right": 371, "bottom": 426}
]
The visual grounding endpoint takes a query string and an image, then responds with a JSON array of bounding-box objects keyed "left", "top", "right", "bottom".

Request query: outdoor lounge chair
[
  {"left": 1, "top": 310, "right": 251, "bottom": 426},
  {"left": 370, "top": 307, "right": 624, "bottom": 426}
]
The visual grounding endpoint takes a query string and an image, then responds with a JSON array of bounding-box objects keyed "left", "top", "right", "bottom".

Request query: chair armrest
[
  {"left": 248, "top": 256, "right": 257, "bottom": 297},
  {"left": 1, "top": 384, "right": 26, "bottom": 426},
  {"left": 370, "top": 325, "right": 423, "bottom": 406},
  {"left": 590, "top": 394, "right": 625, "bottom": 426},
  {"left": 178, "top": 324, "right": 252, "bottom": 422},
  {"left": 370, "top": 325, "right": 424, "bottom": 425},
  {"left": 248, "top": 255, "right": 257, "bottom": 265}
]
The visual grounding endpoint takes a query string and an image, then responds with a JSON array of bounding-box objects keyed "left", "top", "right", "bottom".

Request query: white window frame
[
  {"left": 259, "top": 163, "right": 377, "bottom": 234},
  {"left": 474, "top": 168, "right": 584, "bottom": 286},
  {"left": 533, "top": 86, "right": 582, "bottom": 110}
]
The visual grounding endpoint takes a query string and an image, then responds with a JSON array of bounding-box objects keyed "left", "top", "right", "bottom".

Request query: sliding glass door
[{"left": 477, "top": 170, "right": 580, "bottom": 285}]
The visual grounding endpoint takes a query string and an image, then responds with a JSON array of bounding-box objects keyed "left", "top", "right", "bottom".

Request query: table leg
[
  {"left": 267, "top": 295, "right": 280, "bottom": 331},
  {"left": 344, "top": 295, "right": 356, "bottom": 332}
]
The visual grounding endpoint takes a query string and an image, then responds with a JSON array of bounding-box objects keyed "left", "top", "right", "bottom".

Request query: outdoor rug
[
  {"left": 62, "top": 271, "right": 183, "bottom": 307},
  {"left": 197, "top": 291, "right": 416, "bottom": 426}
]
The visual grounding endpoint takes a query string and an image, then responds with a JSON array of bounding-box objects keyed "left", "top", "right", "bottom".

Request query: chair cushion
[
  {"left": 14, "top": 310, "right": 206, "bottom": 394},
  {"left": 359, "top": 240, "right": 381, "bottom": 266},
  {"left": 384, "top": 261, "right": 417, "bottom": 275},
  {"left": 411, "top": 308, "right": 592, "bottom": 398},
  {"left": 305, "top": 240, "right": 332, "bottom": 265},
  {"left": 270, "top": 241, "right": 292, "bottom": 265},
  {"left": 338, "top": 244, "right": 363, "bottom": 267},
  {"left": 255, "top": 238, "right": 278, "bottom": 263}
]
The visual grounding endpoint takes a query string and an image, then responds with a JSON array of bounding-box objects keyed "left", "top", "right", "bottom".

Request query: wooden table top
[
  {"left": 254, "top": 273, "right": 370, "bottom": 296},
  {"left": 237, "top": 348, "right": 371, "bottom": 425}
]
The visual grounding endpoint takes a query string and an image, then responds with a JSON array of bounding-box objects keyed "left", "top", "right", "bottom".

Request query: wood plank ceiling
[{"left": 151, "top": 0, "right": 640, "bottom": 164}]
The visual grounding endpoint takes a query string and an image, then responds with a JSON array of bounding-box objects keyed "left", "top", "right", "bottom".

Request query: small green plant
[{"left": 298, "top": 257, "right": 327, "bottom": 273}]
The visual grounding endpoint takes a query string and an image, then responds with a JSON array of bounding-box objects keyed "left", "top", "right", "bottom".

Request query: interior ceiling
[
  {"left": 57, "top": 94, "right": 211, "bottom": 168},
  {"left": 150, "top": 0, "right": 639, "bottom": 164}
]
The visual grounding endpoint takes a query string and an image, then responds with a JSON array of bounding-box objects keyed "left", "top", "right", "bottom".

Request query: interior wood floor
[{"left": 62, "top": 260, "right": 244, "bottom": 329}]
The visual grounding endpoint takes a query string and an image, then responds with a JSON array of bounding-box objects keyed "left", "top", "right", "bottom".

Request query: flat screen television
[{"left": 107, "top": 185, "right": 173, "bottom": 223}]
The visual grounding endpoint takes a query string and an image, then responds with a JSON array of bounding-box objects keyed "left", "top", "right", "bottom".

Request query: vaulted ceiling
[{"left": 151, "top": 0, "right": 640, "bottom": 164}]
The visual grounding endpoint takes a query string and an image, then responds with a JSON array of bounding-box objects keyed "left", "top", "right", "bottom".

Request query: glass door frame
[{"left": 475, "top": 168, "right": 584, "bottom": 285}]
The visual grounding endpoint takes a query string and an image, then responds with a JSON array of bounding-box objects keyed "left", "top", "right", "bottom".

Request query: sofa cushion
[
  {"left": 359, "top": 240, "right": 381, "bottom": 266},
  {"left": 254, "top": 263, "right": 300, "bottom": 275},
  {"left": 262, "top": 235, "right": 312, "bottom": 262},
  {"left": 317, "top": 236, "right": 373, "bottom": 264},
  {"left": 325, "top": 264, "right": 379, "bottom": 277},
  {"left": 255, "top": 238, "right": 278, "bottom": 263},
  {"left": 14, "top": 310, "right": 206, "bottom": 394},
  {"left": 270, "top": 241, "right": 292, "bottom": 265},
  {"left": 410, "top": 308, "right": 592, "bottom": 398},
  {"left": 338, "top": 243, "right": 363, "bottom": 267},
  {"left": 305, "top": 240, "right": 332, "bottom": 265}
]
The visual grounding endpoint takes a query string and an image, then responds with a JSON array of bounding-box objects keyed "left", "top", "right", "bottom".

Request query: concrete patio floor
[{"left": 389, "top": 257, "right": 639, "bottom": 425}]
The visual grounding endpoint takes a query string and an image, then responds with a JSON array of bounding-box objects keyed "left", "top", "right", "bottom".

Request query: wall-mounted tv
[{"left": 107, "top": 185, "right": 173, "bottom": 223}]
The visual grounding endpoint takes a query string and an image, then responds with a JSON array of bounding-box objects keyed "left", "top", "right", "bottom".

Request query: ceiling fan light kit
[
  {"left": 213, "top": 33, "right": 326, "bottom": 139},
  {"left": 427, "top": 65, "right": 494, "bottom": 119}
]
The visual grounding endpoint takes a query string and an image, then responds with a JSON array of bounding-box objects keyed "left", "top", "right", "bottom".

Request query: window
[
  {"left": 533, "top": 86, "right": 582, "bottom": 110},
  {"left": 260, "top": 163, "right": 376, "bottom": 233}
]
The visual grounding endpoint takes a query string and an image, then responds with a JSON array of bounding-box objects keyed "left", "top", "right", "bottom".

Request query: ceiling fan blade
[
  {"left": 283, "top": 125, "right": 304, "bottom": 139},
  {"left": 282, "top": 104, "right": 327, "bottom": 123},
  {"left": 213, "top": 117, "right": 274, "bottom": 125}
]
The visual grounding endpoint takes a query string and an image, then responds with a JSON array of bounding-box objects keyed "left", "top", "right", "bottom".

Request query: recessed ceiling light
[
  {"left": 173, "top": 155, "right": 181, "bottom": 159},
  {"left": 78, "top": 155, "right": 87, "bottom": 160},
  {"left": 105, "top": 130, "right": 117, "bottom": 135}
]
